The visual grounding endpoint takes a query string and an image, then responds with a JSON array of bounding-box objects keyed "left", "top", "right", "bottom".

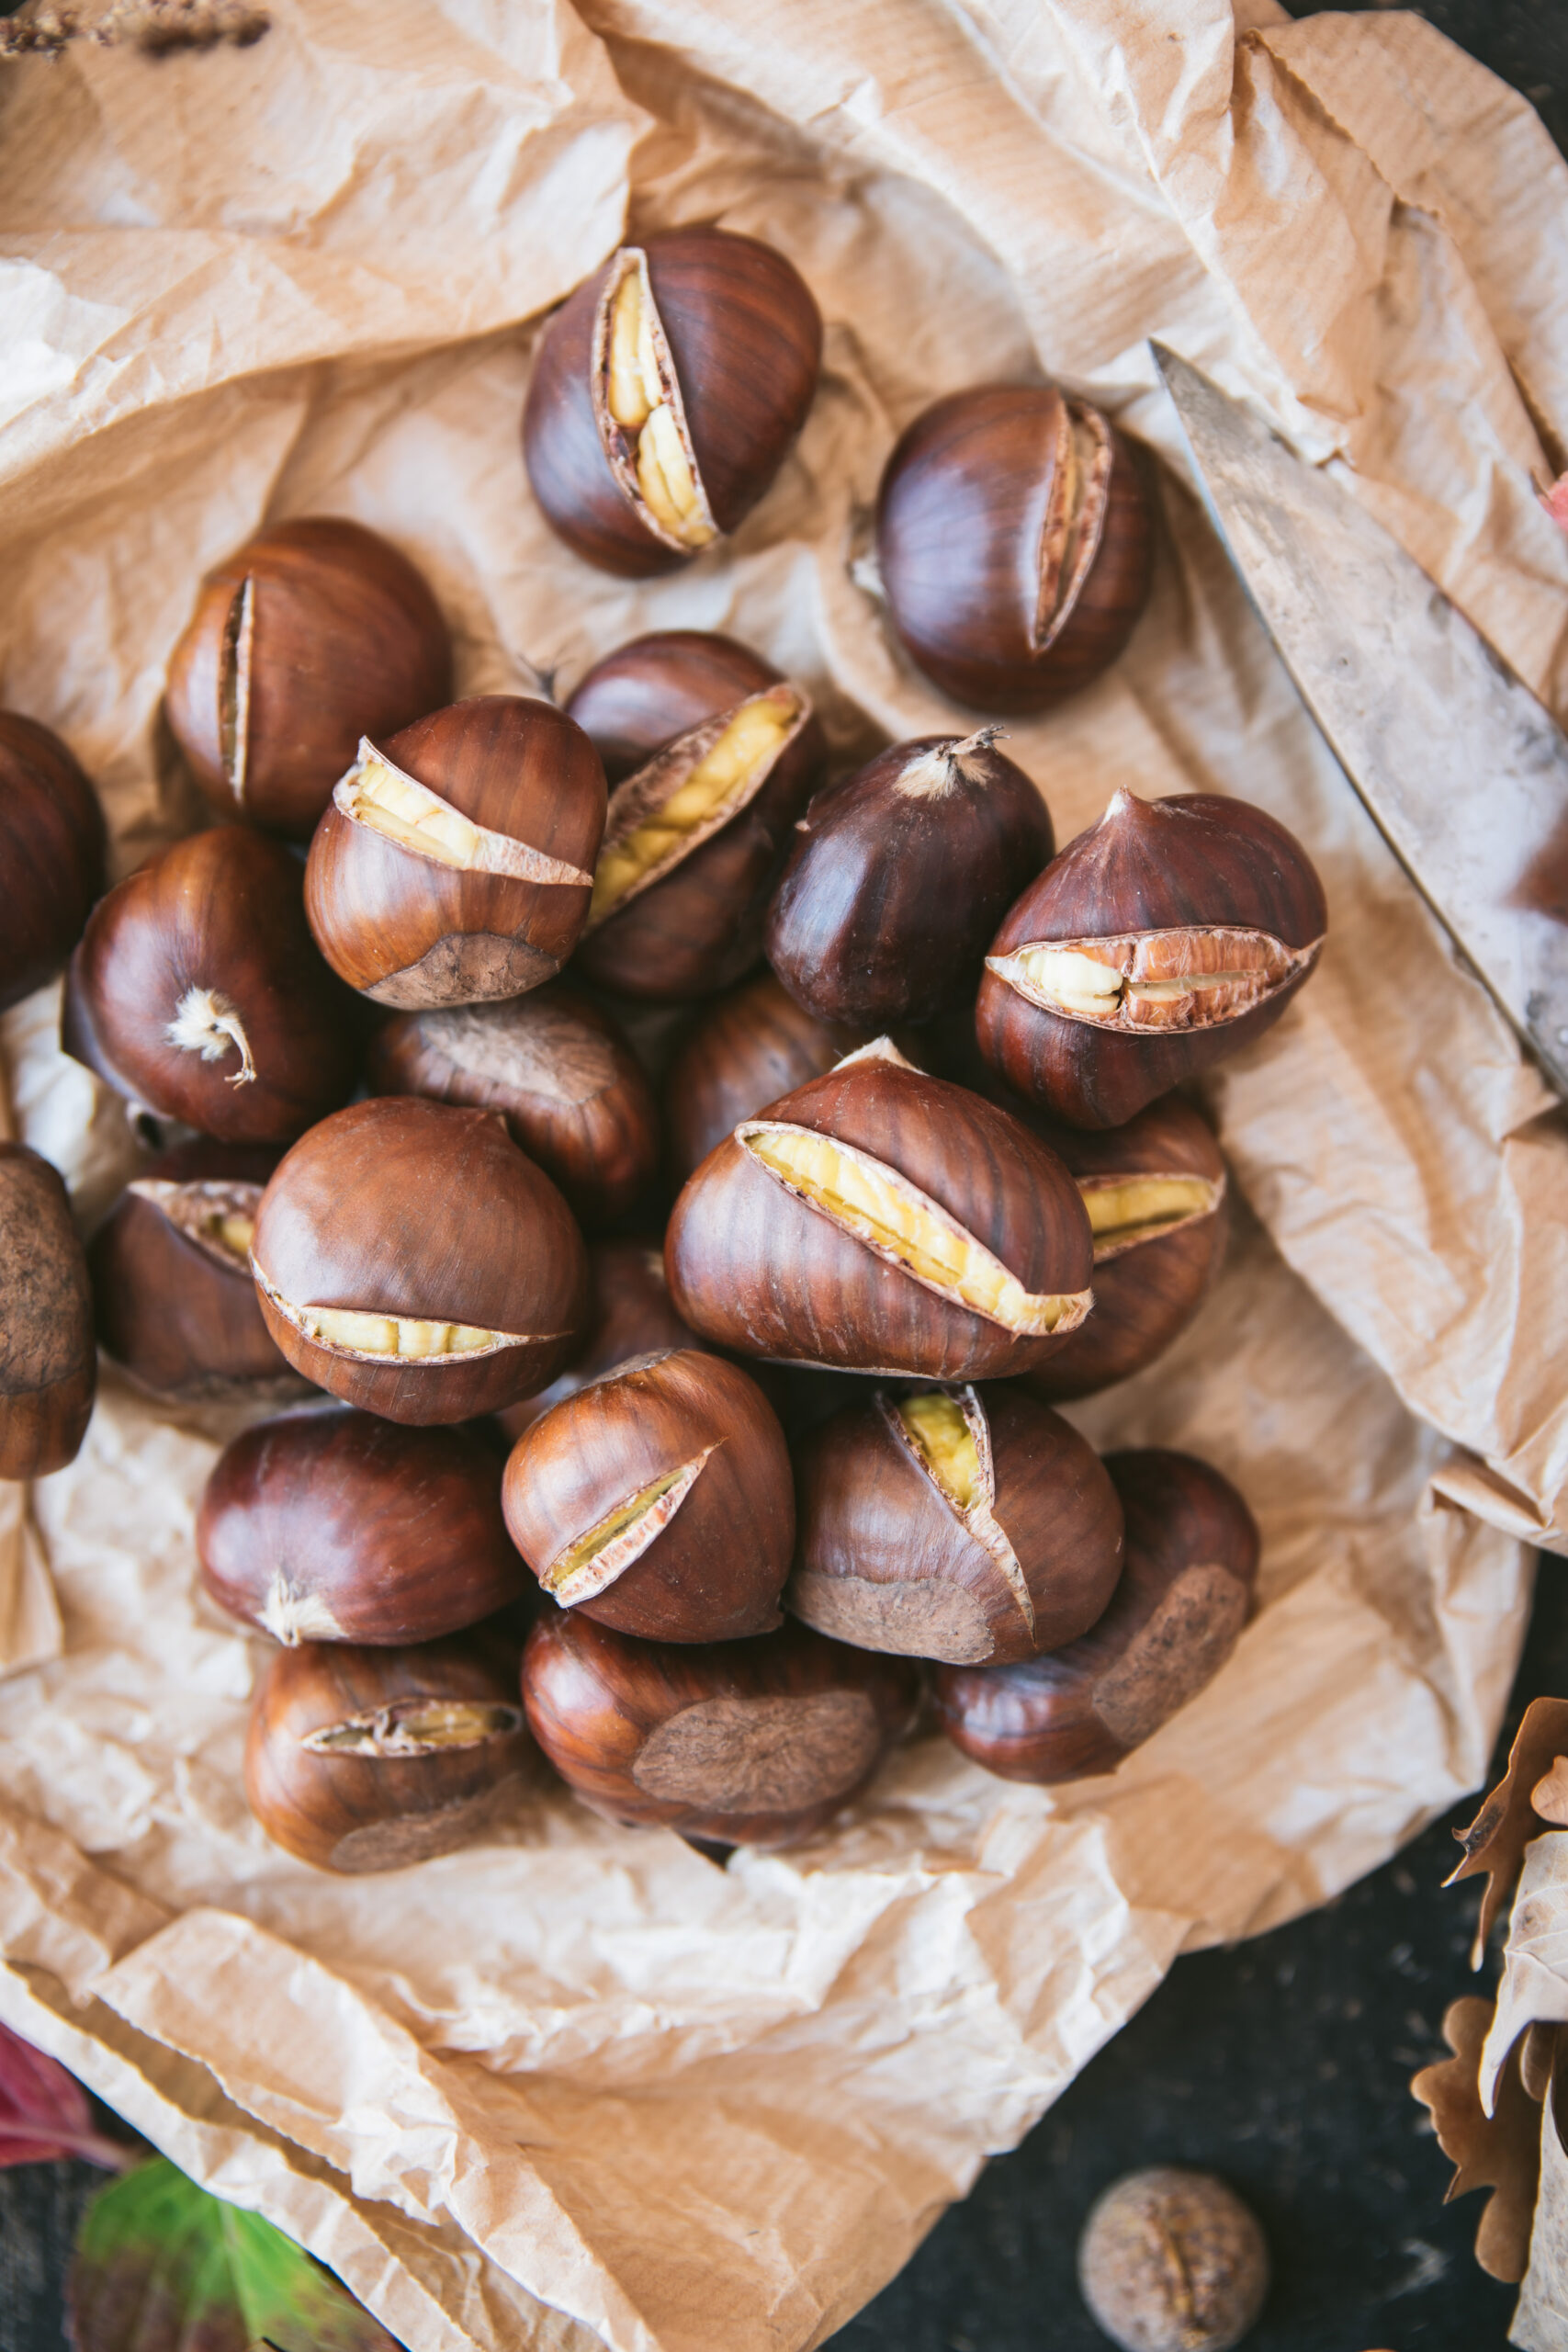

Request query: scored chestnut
[
  {"left": 876, "top": 382, "right": 1153, "bottom": 714},
  {"left": 0, "top": 1144, "right": 95, "bottom": 1480},
  {"left": 664, "top": 971, "right": 874, "bottom": 1188},
  {"left": 245, "top": 1634, "right": 533, "bottom": 1871},
  {"left": 765, "top": 729, "right": 1054, "bottom": 1025},
  {"left": 62, "top": 827, "right": 358, "bottom": 1144},
  {"left": 522, "top": 1611, "right": 918, "bottom": 1848},
  {"left": 365, "top": 981, "right": 658, "bottom": 1227},
  {"left": 932, "top": 1448, "right": 1259, "bottom": 1782},
  {"left": 0, "top": 713, "right": 106, "bottom": 1013},
  {"left": 495, "top": 1237, "right": 705, "bottom": 1443},
  {"left": 200, "top": 1406, "right": 527, "bottom": 1645},
  {"left": 978, "top": 786, "right": 1328, "bottom": 1128},
  {"left": 524, "top": 230, "right": 822, "bottom": 577},
  {"left": 564, "top": 630, "right": 777, "bottom": 785},
  {"left": 502, "top": 1350, "right": 793, "bottom": 1643},
  {"left": 788, "top": 1385, "right": 1122, "bottom": 1667},
  {"left": 665, "top": 1037, "right": 1094, "bottom": 1381},
  {"left": 250, "top": 1096, "right": 588, "bottom": 1423},
  {"left": 304, "top": 695, "right": 605, "bottom": 1009},
  {"left": 164, "top": 517, "right": 453, "bottom": 842}
]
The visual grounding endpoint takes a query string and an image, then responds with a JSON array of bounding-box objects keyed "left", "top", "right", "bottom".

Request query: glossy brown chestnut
[
  {"left": 200, "top": 1406, "right": 526, "bottom": 1645},
  {"left": 62, "top": 828, "right": 358, "bottom": 1144},
  {"left": 524, "top": 230, "right": 822, "bottom": 577},
  {"left": 977, "top": 787, "right": 1328, "bottom": 1127},
  {"left": 665, "top": 1038, "right": 1094, "bottom": 1380},
  {"left": 164, "top": 518, "right": 453, "bottom": 842},
  {"left": 304, "top": 695, "right": 605, "bottom": 1010},
  {"left": 522, "top": 1611, "right": 917, "bottom": 1847},
  {"left": 89, "top": 1140, "right": 304, "bottom": 1403},
  {"left": 503, "top": 1350, "right": 792, "bottom": 1643},
  {"left": 788, "top": 1384, "right": 1122, "bottom": 1667},
  {"left": 245, "top": 1634, "right": 532, "bottom": 1871},
  {"left": 0, "top": 714, "right": 106, "bottom": 1012},
  {"left": 875, "top": 383, "right": 1153, "bottom": 714},
  {"left": 664, "top": 972, "right": 874, "bottom": 1188},
  {"left": 932, "top": 1448, "right": 1259, "bottom": 1781},
  {"left": 765, "top": 730, "right": 1054, "bottom": 1025},
  {"left": 0, "top": 1144, "right": 95, "bottom": 1479},
  {"left": 495, "top": 1237, "right": 705, "bottom": 1443},
  {"left": 366, "top": 981, "right": 657, "bottom": 1227},
  {"left": 250, "top": 1097, "right": 588, "bottom": 1424}
]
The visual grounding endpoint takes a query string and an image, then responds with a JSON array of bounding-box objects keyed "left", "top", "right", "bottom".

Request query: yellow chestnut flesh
[
  {"left": 1081, "top": 1174, "right": 1218, "bottom": 1254},
  {"left": 544, "top": 1453, "right": 708, "bottom": 1604},
  {"left": 897, "top": 1392, "right": 982, "bottom": 1512},
  {"left": 302, "top": 1698, "right": 523, "bottom": 1756},
  {"left": 590, "top": 693, "right": 796, "bottom": 922},
  {"left": 341, "top": 748, "right": 499, "bottom": 872},
  {"left": 604, "top": 263, "right": 715, "bottom": 549}
]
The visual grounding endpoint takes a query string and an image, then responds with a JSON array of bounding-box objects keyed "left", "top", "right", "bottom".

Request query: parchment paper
[{"left": 1, "top": 3, "right": 1565, "bottom": 2345}]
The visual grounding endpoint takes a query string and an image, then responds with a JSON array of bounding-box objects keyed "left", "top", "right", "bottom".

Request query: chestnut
[
  {"left": 875, "top": 383, "right": 1153, "bottom": 714},
  {"left": 788, "top": 1384, "right": 1122, "bottom": 1667},
  {"left": 977, "top": 787, "right": 1328, "bottom": 1127},
  {"left": 932, "top": 1448, "right": 1259, "bottom": 1781},
  {"left": 164, "top": 517, "right": 453, "bottom": 842},
  {"left": 200, "top": 1406, "right": 526, "bottom": 1645},
  {"left": 89, "top": 1141, "right": 304, "bottom": 1403},
  {"left": 664, "top": 972, "right": 873, "bottom": 1189},
  {"left": 250, "top": 1096, "right": 588, "bottom": 1424},
  {"left": 564, "top": 630, "right": 779, "bottom": 786},
  {"left": 523, "top": 230, "right": 822, "bottom": 577},
  {"left": 502, "top": 1350, "right": 792, "bottom": 1643},
  {"left": 765, "top": 730, "right": 1054, "bottom": 1025},
  {"left": 62, "top": 827, "right": 357, "bottom": 1144},
  {"left": 495, "top": 1237, "right": 705, "bottom": 1443},
  {"left": 245, "top": 1634, "right": 532, "bottom": 1871},
  {"left": 522, "top": 1611, "right": 918, "bottom": 1848},
  {"left": 0, "top": 713, "right": 106, "bottom": 1012},
  {"left": 665, "top": 1037, "right": 1093, "bottom": 1380},
  {"left": 0, "top": 1144, "right": 95, "bottom": 1479},
  {"left": 365, "top": 981, "right": 658, "bottom": 1227}
]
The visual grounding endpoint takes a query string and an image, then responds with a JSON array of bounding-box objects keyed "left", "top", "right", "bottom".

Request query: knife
[{"left": 1149, "top": 341, "right": 1568, "bottom": 1100}]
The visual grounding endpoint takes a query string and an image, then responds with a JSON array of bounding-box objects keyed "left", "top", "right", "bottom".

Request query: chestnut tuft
[
  {"left": 664, "top": 971, "right": 874, "bottom": 1189},
  {"left": 765, "top": 729, "right": 1054, "bottom": 1025},
  {"left": 665, "top": 1037, "right": 1094, "bottom": 1381},
  {"left": 0, "top": 713, "right": 106, "bottom": 1012},
  {"left": 250, "top": 1096, "right": 589, "bottom": 1424},
  {"left": 788, "top": 1384, "right": 1122, "bottom": 1667},
  {"left": 245, "top": 1634, "right": 532, "bottom": 1871},
  {"left": 165, "top": 518, "right": 453, "bottom": 842},
  {"left": 502, "top": 1349, "right": 792, "bottom": 1643},
  {"left": 932, "top": 1448, "right": 1259, "bottom": 1781},
  {"left": 524, "top": 231, "right": 822, "bottom": 577},
  {"left": 0, "top": 1144, "right": 95, "bottom": 1480},
  {"left": 522, "top": 1611, "right": 918, "bottom": 1848},
  {"left": 977, "top": 787, "right": 1327, "bottom": 1127},
  {"left": 495, "top": 1238, "right": 706, "bottom": 1443}
]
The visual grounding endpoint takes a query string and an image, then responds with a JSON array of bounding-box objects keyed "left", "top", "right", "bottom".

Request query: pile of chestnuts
[{"left": 0, "top": 219, "right": 1331, "bottom": 1876}]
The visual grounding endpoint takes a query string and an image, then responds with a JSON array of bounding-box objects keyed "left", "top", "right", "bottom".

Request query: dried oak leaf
[
  {"left": 1447, "top": 1697, "right": 1568, "bottom": 1963},
  {"left": 0, "top": 2018, "right": 127, "bottom": 2172},
  {"left": 1412, "top": 1996, "right": 1541, "bottom": 2283}
]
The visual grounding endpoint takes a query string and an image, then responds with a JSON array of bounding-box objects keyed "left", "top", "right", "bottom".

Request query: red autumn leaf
[{"left": 0, "top": 2018, "right": 128, "bottom": 2171}]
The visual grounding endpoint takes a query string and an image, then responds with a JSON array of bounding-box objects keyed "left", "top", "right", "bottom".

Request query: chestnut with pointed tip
[
  {"left": 0, "top": 1144, "right": 95, "bottom": 1479},
  {"left": 932, "top": 1448, "right": 1259, "bottom": 1781},
  {"left": 664, "top": 972, "right": 874, "bottom": 1189},
  {"left": 522, "top": 1611, "right": 918, "bottom": 1847},
  {"left": 0, "top": 713, "right": 106, "bottom": 1012},
  {"left": 495, "top": 1238, "right": 705, "bottom": 1443}
]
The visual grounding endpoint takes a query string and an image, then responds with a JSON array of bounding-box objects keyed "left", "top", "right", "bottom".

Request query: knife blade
[{"left": 1150, "top": 341, "right": 1568, "bottom": 1099}]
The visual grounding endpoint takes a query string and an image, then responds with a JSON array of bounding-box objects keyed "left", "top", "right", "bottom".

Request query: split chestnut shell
[
  {"left": 0, "top": 1143, "right": 95, "bottom": 1479},
  {"left": 0, "top": 713, "right": 106, "bottom": 1013}
]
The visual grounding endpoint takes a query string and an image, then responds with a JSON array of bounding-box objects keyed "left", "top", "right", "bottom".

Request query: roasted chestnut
[
  {"left": 62, "top": 827, "right": 357, "bottom": 1144},
  {"left": 788, "top": 1385, "right": 1122, "bottom": 1666},
  {"left": 250, "top": 1097, "right": 588, "bottom": 1423},
  {"left": 765, "top": 730, "right": 1053, "bottom": 1025},
  {"left": 932, "top": 1448, "right": 1259, "bottom": 1781},
  {"left": 200, "top": 1406, "right": 526, "bottom": 1645},
  {"left": 524, "top": 231, "right": 822, "bottom": 577},
  {"left": 564, "top": 631, "right": 779, "bottom": 785},
  {"left": 665, "top": 1038, "right": 1093, "bottom": 1380},
  {"left": 0, "top": 1144, "right": 95, "bottom": 1479},
  {"left": 502, "top": 1350, "right": 792, "bottom": 1643},
  {"left": 0, "top": 713, "right": 106, "bottom": 1012},
  {"left": 522, "top": 1611, "right": 917, "bottom": 1847},
  {"left": 245, "top": 1634, "right": 532, "bottom": 1871},
  {"left": 875, "top": 383, "right": 1153, "bottom": 713},
  {"left": 495, "top": 1237, "right": 705, "bottom": 1442},
  {"left": 303, "top": 695, "right": 605, "bottom": 1009},
  {"left": 977, "top": 788, "right": 1327, "bottom": 1127},
  {"left": 89, "top": 1141, "right": 304, "bottom": 1403},
  {"left": 365, "top": 981, "right": 658, "bottom": 1227},
  {"left": 164, "top": 518, "right": 453, "bottom": 842},
  {"left": 664, "top": 972, "right": 874, "bottom": 1188}
]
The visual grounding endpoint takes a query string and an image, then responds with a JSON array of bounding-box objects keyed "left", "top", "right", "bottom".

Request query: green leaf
[{"left": 68, "top": 2155, "right": 402, "bottom": 2352}]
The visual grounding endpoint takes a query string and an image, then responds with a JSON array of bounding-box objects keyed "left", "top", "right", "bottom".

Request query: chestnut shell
[
  {"left": 0, "top": 1143, "right": 95, "bottom": 1479},
  {"left": 0, "top": 714, "right": 106, "bottom": 1013},
  {"left": 664, "top": 972, "right": 874, "bottom": 1190},
  {"left": 565, "top": 632, "right": 778, "bottom": 786},
  {"left": 494, "top": 1238, "right": 706, "bottom": 1444}
]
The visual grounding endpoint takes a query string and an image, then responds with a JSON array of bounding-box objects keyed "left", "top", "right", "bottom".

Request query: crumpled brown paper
[{"left": 0, "top": 2, "right": 1564, "bottom": 2345}]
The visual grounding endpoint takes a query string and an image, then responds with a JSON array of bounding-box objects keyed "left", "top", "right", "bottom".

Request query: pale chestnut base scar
[
  {"left": 989, "top": 929, "right": 1323, "bottom": 1031},
  {"left": 790, "top": 1571, "right": 995, "bottom": 1664},
  {"left": 1092, "top": 1565, "right": 1247, "bottom": 1747},
  {"left": 631, "top": 1690, "right": 881, "bottom": 1812}
]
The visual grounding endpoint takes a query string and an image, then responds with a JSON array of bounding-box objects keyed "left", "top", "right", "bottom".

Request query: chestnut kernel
[
  {"left": 0, "top": 1144, "right": 95, "bottom": 1480},
  {"left": 765, "top": 729, "right": 1054, "bottom": 1025},
  {"left": 250, "top": 1096, "right": 588, "bottom": 1424},
  {"left": 664, "top": 971, "right": 874, "bottom": 1189},
  {"left": 165, "top": 518, "right": 453, "bottom": 842},
  {"left": 0, "top": 713, "right": 106, "bottom": 1012},
  {"left": 503, "top": 1349, "right": 792, "bottom": 1643},
  {"left": 522, "top": 1611, "right": 918, "bottom": 1848},
  {"left": 245, "top": 1634, "right": 532, "bottom": 1871},
  {"left": 524, "top": 231, "right": 822, "bottom": 578},
  {"left": 495, "top": 1237, "right": 707, "bottom": 1444},
  {"left": 788, "top": 1384, "right": 1122, "bottom": 1666},
  {"left": 932, "top": 1447, "right": 1259, "bottom": 1781}
]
